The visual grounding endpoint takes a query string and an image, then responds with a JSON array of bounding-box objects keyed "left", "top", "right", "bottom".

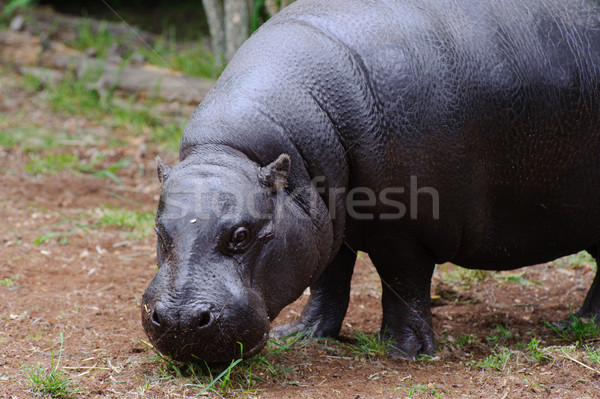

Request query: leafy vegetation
[
  {"left": 66, "top": 20, "right": 223, "bottom": 79},
  {"left": 2, "top": 0, "right": 38, "bottom": 18},
  {"left": 475, "top": 347, "right": 513, "bottom": 371},
  {"left": 25, "top": 152, "right": 131, "bottom": 184},
  {"left": 0, "top": 275, "right": 19, "bottom": 288},
  {"left": 96, "top": 207, "right": 155, "bottom": 238},
  {"left": 487, "top": 324, "right": 515, "bottom": 343},
  {"left": 492, "top": 271, "right": 542, "bottom": 286},
  {"left": 143, "top": 332, "right": 309, "bottom": 395},
  {"left": 22, "top": 333, "right": 79, "bottom": 399},
  {"left": 346, "top": 330, "right": 392, "bottom": 360},
  {"left": 545, "top": 314, "right": 600, "bottom": 342},
  {"left": 439, "top": 265, "right": 488, "bottom": 289},
  {"left": 526, "top": 338, "right": 551, "bottom": 363}
]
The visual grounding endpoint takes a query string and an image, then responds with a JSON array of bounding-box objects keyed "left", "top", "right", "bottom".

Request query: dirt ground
[{"left": 2, "top": 11, "right": 600, "bottom": 399}]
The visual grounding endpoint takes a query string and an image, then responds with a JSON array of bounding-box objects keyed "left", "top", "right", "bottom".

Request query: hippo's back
[{"left": 184, "top": 0, "right": 600, "bottom": 267}]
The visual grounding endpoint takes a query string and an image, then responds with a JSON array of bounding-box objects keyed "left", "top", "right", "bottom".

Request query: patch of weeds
[
  {"left": 22, "top": 333, "right": 79, "bottom": 399},
  {"left": 142, "top": 333, "right": 308, "bottom": 395},
  {"left": 96, "top": 207, "right": 155, "bottom": 238},
  {"left": 2, "top": 0, "right": 38, "bottom": 19},
  {"left": 0, "top": 275, "right": 19, "bottom": 288},
  {"left": 398, "top": 383, "right": 443, "bottom": 398},
  {"left": 25, "top": 153, "right": 81, "bottom": 175},
  {"left": 526, "top": 338, "right": 551, "bottom": 363},
  {"left": 345, "top": 330, "right": 391, "bottom": 360},
  {"left": 551, "top": 251, "right": 596, "bottom": 269},
  {"left": 46, "top": 70, "right": 105, "bottom": 118},
  {"left": 0, "top": 125, "right": 74, "bottom": 152},
  {"left": 32, "top": 211, "right": 89, "bottom": 245},
  {"left": 25, "top": 153, "right": 130, "bottom": 184},
  {"left": 474, "top": 347, "right": 513, "bottom": 371},
  {"left": 149, "top": 119, "right": 185, "bottom": 153},
  {"left": 38, "top": 71, "right": 182, "bottom": 151},
  {"left": 69, "top": 20, "right": 122, "bottom": 59},
  {"left": 452, "top": 333, "right": 475, "bottom": 347},
  {"left": 585, "top": 345, "right": 600, "bottom": 364},
  {"left": 544, "top": 313, "right": 600, "bottom": 342},
  {"left": 440, "top": 264, "right": 488, "bottom": 289},
  {"left": 21, "top": 72, "right": 45, "bottom": 92},
  {"left": 487, "top": 324, "right": 515, "bottom": 343},
  {"left": 139, "top": 36, "right": 224, "bottom": 79},
  {"left": 492, "top": 271, "right": 542, "bottom": 286}
]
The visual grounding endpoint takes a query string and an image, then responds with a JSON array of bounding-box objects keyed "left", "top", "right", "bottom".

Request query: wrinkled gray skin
[{"left": 142, "top": 0, "right": 600, "bottom": 362}]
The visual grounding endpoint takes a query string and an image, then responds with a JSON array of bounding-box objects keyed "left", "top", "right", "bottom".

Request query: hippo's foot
[
  {"left": 369, "top": 239, "right": 437, "bottom": 359},
  {"left": 271, "top": 311, "right": 339, "bottom": 339},
  {"left": 576, "top": 245, "right": 600, "bottom": 324},
  {"left": 381, "top": 316, "right": 437, "bottom": 359}
]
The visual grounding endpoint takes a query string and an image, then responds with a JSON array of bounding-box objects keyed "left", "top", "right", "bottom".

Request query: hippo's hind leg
[
  {"left": 368, "top": 235, "right": 436, "bottom": 359},
  {"left": 577, "top": 244, "right": 600, "bottom": 320},
  {"left": 271, "top": 244, "right": 356, "bottom": 338}
]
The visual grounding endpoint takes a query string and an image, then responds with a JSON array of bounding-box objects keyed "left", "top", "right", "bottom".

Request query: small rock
[{"left": 9, "top": 15, "right": 25, "bottom": 31}]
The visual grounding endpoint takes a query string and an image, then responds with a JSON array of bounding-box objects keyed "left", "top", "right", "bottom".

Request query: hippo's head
[{"left": 141, "top": 149, "right": 333, "bottom": 363}]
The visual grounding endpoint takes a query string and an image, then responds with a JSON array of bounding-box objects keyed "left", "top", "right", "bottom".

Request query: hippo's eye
[
  {"left": 226, "top": 226, "right": 253, "bottom": 254},
  {"left": 233, "top": 227, "right": 248, "bottom": 243}
]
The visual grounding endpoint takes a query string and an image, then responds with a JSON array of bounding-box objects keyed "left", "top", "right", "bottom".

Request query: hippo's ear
[
  {"left": 156, "top": 156, "right": 172, "bottom": 184},
  {"left": 260, "top": 154, "right": 291, "bottom": 191}
]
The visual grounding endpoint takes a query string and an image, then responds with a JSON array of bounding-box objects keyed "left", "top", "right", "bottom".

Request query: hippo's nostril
[
  {"left": 197, "top": 311, "right": 212, "bottom": 329},
  {"left": 151, "top": 305, "right": 163, "bottom": 327}
]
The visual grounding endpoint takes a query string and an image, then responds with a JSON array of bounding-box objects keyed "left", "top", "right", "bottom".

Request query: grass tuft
[
  {"left": 487, "top": 324, "right": 515, "bottom": 343},
  {"left": 475, "top": 347, "right": 513, "bottom": 371},
  {"left": 545, "top": 314, "right": 600, "bottom": 342},
  {"left": 22, "top": 333, "right": 78, "bottom": 399},
  {"left": 96, "top": 207, "right": 155, "bottom": 238},
  {"left": 0, "top": 275, "right": 19, "bottom": 288},
  {"left": 141, "top": 332, "right": 308, "bottom": 395}
]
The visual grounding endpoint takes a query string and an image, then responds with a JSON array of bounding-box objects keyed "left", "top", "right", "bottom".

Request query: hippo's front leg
[
  {"left": 369, "top": 236, "right": 437, "bottom": 359},
  {"left": 272, "top": 245, "right": 356, "bottom": 338}
]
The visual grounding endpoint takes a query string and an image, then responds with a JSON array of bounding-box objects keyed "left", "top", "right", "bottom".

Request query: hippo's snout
[
  {"left": 142, "top": 289, "right": 271, "bottom": 363},
  {"left": 150, "top": 301, "right": 214, "bottom": 332}
]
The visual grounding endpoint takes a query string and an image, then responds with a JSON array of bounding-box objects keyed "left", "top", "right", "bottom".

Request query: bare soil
[{"left": 1, "top": 14, "right": 600, "bottom": 399}]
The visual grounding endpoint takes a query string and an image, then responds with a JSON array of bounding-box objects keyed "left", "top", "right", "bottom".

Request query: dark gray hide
[{"left": 142, "top": 0, "right": 600, "bottom": 362}]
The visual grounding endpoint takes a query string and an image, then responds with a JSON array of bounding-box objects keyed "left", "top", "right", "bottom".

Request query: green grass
[
  {"left": 69, "top": 20, "right": 123, "bottom": 60},
  {"left": 545, "top": 314, "right": 600, "bottom": 342},
  {"left": 396, "top": 383, "right": 443, "bottom": 398},
  {"left": 96, "top": 207, "right": 156, "bottom": 238},
  {"left": 526, "top": 338, "right": 551, "bottom": 363},
  {"left": 67, "top": 20, "right": 222, "bottom": 79},
  {"left": 0, "top": 275, "right": 19, "bottom": 288},
  {"left": 440, "top": 265, "right": 488, "bottom": 289},
  {"left": 475, "top": 347, "right": 513, "bottom": 371},
  {"left": 30, "top": 205, "right": 154, "bottom": 245},
  {"left": 449, "top": 333, "right": 475, "bottom": 347},
  {"left": 585, "top": 345, "right": 600, "bottom": 364},
  {"left": 143, "top": 333, "right": 309, "bottom": 395},
  {"left": 17, "top": 64, "right": 183, "bottom": 153},
  {"left": 138, "top": 38, "right": 224, "bottom": 79},
  {"left": 346, "top": 330, "right": 392, "bottom": 360},
  {"left": 551, "top": 251, "right": 596, "bottom": 269},
  {"left": 0, "top": 125, "right": 76, "bottom": 152},
  {"left": 22, "top": 333, "right": 78, "bottom": 399},
  {"left": 487, "top": 324, "right": 515, "bottom": 343},
  {"left": 2, "top": 0, "right": 38, "bottom": 18},
  {"left": 492, "top": 271, "right": 542, "bottom": 286},
  {"left": 24, "top": 153, "right": 131, "bottom": 184}
]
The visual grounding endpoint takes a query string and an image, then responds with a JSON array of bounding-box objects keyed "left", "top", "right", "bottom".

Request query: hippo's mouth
[{"left": 242, "top": 331, "right": 269, "bottom": 359}]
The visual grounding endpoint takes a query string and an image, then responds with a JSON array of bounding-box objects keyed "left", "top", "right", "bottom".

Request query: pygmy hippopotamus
[{"left": 141, "top": 0, "right": 600, "bottom": 362}]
